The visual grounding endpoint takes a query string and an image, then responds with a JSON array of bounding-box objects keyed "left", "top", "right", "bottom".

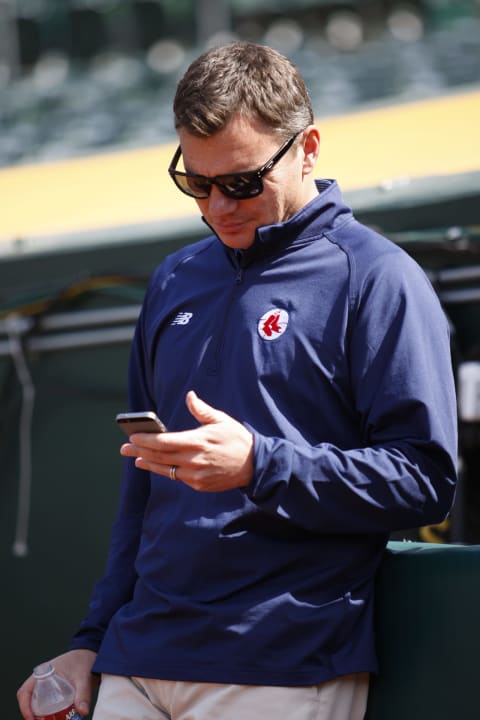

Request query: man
[{"left": 18, "top": 42, "right": 457, "bottom": 720}]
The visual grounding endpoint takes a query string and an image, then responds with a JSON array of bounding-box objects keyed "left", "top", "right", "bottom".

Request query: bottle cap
[{"left": 33, "top": 662, "right": 55, "bottom": 679}]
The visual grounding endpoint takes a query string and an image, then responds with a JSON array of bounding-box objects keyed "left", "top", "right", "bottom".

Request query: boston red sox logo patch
[{"left": 258, "top": 308, "right": 289, "bottom": 340}]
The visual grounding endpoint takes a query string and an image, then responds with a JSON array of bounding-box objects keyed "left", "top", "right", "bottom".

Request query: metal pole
[{"left": 0, "top": 305, "right": 140, "bottom": 356}]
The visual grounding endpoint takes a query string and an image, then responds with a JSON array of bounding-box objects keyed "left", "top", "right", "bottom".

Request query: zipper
[{"left": 208, "top": 260, "right": 244, "bottom": 375}]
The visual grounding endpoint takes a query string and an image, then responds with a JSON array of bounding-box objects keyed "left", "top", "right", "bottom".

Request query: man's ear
[{"left": 302, "top": 125, "right": 320, "bottom": 176}]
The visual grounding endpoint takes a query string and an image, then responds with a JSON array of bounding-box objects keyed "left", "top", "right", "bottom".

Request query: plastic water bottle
[{"left": 31, "top": 663, "right": 82, "bottom": 720}]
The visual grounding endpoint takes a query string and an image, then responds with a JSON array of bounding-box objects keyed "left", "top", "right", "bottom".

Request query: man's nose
[{"left": 208, "top": 185, "right": 238, "bottom": 213}]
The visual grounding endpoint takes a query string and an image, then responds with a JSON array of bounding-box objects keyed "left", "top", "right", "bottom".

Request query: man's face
[{"left": 178, "top": 115, "right": 316, "bottom": 250}]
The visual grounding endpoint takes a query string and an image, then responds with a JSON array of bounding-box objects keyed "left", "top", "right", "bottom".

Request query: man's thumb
[
  {"left": 76, "top": 700, "right": 90, "bottom": 717},
  {"left": 186, "top": 390, "right": 222, "bottom": 425},
  {"left": 74, "top": 672, "right": 96, "bottom": 717},
  {"left": 75, "top": 681, "right": 92, "bottom": 717}
]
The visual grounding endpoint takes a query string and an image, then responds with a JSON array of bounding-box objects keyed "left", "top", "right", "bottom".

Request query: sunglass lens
[
  {"left": 173, "top": 172, "right": 211, "bottom": 198},
  {"left": 221, "top": 174, "right": 262, "bottom": 199},
  {"left": 186, "top": 176, "right": 212, "bottom": 198}
]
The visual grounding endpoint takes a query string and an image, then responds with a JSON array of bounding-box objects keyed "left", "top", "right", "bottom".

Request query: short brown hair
[{"left": 173, "top": 42, "right": 314, "bottom": 138}]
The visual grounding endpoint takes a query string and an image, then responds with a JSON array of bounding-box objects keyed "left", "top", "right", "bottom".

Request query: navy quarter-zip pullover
[{"left": 71, "top": 180, "right": 457, "bottom": 686}]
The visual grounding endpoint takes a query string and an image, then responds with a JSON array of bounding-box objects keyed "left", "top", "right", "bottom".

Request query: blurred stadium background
[
  {"left": 0, "top": 0, "right": 479, "bottom": 166},
  {"left": 1, "top": 4, "right": 480, "bottom": 718}
]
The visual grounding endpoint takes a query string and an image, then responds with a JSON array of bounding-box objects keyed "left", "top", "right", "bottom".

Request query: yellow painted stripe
[
  {"left": 1, "top": 88, "right": 479, "bottom": 241},
  {"left": 319, "top": 88, "right": 480, "bottom": 190}
]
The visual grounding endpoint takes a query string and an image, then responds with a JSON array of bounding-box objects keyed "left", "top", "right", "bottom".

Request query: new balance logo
[{"left": 171, "top": 312, "right": 193, "bottom": 326}]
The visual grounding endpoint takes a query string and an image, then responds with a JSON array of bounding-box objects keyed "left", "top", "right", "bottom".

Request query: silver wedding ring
[{"left": 169, "top": 465, "right": 177, "bottom": 481}]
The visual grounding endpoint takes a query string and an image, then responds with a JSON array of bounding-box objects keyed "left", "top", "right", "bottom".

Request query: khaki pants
[{"left": 93, "top": 672, "right": 369, "bottom": 720}]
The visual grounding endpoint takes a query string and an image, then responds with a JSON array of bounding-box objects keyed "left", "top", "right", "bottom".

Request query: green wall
[{"left": 2, "top": 173, "right": 479, "bottom": 719}]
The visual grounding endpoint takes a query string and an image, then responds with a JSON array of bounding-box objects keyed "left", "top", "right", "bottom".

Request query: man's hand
[
  {"left": 120, "top": 390, "right": 254, "bottom": 491},
  {"left": 17, "top": 649, "right": 98, "bottom": 720}
]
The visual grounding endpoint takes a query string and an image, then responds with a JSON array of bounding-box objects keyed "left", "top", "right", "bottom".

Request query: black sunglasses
[{"left": 168, "top": 133, "right": 299, "bottom": 200}]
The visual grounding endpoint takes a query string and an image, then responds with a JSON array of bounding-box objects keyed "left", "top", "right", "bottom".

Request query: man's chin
[{"left": 215, "top": 227, "right": 255, "bottom": 250}]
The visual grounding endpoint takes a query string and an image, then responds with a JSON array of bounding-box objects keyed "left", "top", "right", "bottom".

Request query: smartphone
[{"left": 115, "top": 411, "right": 168, "bottom": 435}]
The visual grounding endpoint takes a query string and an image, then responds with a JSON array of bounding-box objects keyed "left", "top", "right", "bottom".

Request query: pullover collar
[{"left": 202, "top": 179, "right": 352, "bottom": 267}]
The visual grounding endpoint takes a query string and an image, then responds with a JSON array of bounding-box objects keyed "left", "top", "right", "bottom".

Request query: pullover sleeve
[
  {"left": 70, "top": 304, "right": 154, "bottom": 652},
  {"left": 246, "top": 243, "right": 458, "bottom": 534},
  {"left": 69, "top": 460, "right": 149, "bottom": 651}
]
